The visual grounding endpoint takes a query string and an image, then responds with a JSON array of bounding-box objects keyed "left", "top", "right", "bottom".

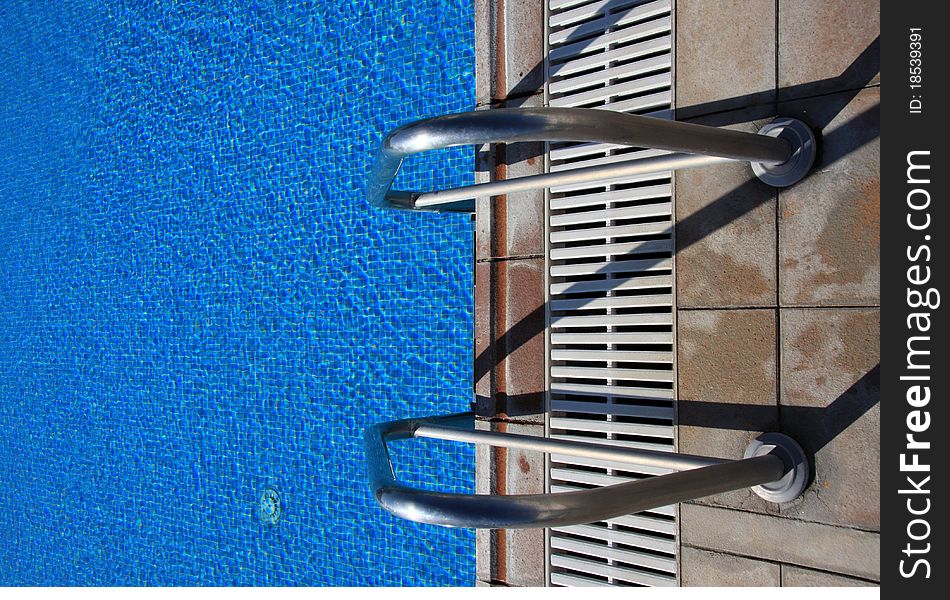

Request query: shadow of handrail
[{"left": 471, "top": 6, "right": 880, "bottom": 458}]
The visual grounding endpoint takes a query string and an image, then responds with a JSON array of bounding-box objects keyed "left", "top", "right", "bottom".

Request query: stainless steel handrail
[
  {"left": 366, "top": 413, "right": 809, "bottom": 529},
  {"left": 367, "top": 107, "right": 817, "bottom": 212},
  {"left": 365, "top": 106, "right": 815, "bottom": 528}
]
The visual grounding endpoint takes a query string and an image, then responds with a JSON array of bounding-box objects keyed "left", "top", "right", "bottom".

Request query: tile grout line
[
  {"left": 679, "top": 304, "right": 881, "bottom": 311},
  {"left": 685, "top": 500, "right": 882, "bottom": 533},
  {"left": 774, "top": 0, "right": 784, "bottom": 487},
  {"left": 476, "top": 253, "right": 545, "bottom": 264},
  {"left": 679, "top": 543, "right": 881, "bottom": 584}
]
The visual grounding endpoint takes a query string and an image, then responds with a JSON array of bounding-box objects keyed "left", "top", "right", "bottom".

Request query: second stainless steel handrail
[
  {"left": 367, "top": 413, "right": 809, "bottom": 529},
  {"left": 367, "top": 107, "right": 817, "bottom": 212}
]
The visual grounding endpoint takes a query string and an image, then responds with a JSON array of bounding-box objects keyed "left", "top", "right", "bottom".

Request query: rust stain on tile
[
  {"left": 778, "top": 0, "right": 880, "bottom": 96},
  {"left": 856, "top": 178, "right": 881, "bottom": 245},
  {"left": 799, "top": 178, "right": 879, "bottom": 302},
  {"left": 491, "top": 144, "right": 508, "bottom": 259},
  {"left": 680, "top": 247, "right": 773, "bottom": 306},
  {"left": 783, "top": 309, "right": 879, "bottom": 408},
  {"left": 493, "top": 0, "right": 506, "bottom": 101},
  {"left": 679, "top": 310, "right": 776, "bottom": 405},
  {"left": 780, "top": 309, "right": 881, "bottom": 531},
  {"left": 492, "top": 419, "right": 508, "bottom": 583},
  {"left": 788, "top": 313, "right": 878, "bottom": 385},
  {"left": 517, "top": 454, "right": 530, "bottom": 474},
  {"left": 676, "top": 160, "right": 776, "bottom": 307},
  {"left": 833, "top": 311, "right": 879, "bottom": 373},
  {"left": 780, "top": 88, "right": 880, "bottom": 306},
  {"left": 493, "top": 259, "right": 508, "bottom": 418},
  {"left": 790, "top": 322, "right": 828, "bottom": 372}
]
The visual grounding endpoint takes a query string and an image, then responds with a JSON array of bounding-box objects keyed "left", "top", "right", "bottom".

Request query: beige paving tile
[
  {"left": 780, "top": 308, "right": 880, "bottom": 531},
  {"left": 676, "top": 0, "right": 775, "bottom": 119},
  {"left": 677, "top": 309, "right": 778, "bottom": 513},
  {"left": 676, "top": 108, "right": 778, "bottom": 308},
  {"left": 779, "top": 87, "right": 880, "bottom": 306},
  {"left": 680, "top": 503, "right": 880, "bottom": 580},
  {"left": 778, "top": 0, "right": 880, "bottom": 100},
  {"left": 681, "top": 546, "right": 780, "bottom": 586}
]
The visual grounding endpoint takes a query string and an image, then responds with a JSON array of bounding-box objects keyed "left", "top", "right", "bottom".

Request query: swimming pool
[{"left": 0, "top": 0, "right": 475, "bottom": 586}]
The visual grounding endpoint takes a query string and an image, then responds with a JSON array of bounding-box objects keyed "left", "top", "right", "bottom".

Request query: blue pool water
[{"left": 0, "top": 0, "right": 475, "bottom": 586}]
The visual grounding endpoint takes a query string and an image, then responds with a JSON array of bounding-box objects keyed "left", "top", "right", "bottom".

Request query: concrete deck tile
[
  {"left": 778, "top": 0, "right": 880, "bottom": 101},
  {"left": 474, "top": 259, "right": 546, "bottom": 423},
  {"left": 680, "top": 503, "right": 880, "bottom": 581},
  {"left": 778, "top": 87, "right": 880, "bottom": 306},
  {"left": 676, "top": 107, "right": 778, "bottom": 308},
  {"left": 680, "top": 546, "right": 780, "bottom": 586},
  {"left": 677, "top": 309, "right": 778, "bottom": 512},
  {"left": 475, "top": 0, "right": 544, "bottom": 107},
  {"left": 678, "top": 309, "right": 777, "bottom": 407},
  {"left": 780, "top": 308, "right": 880, "bottom": 531},
  {"left": 782, "top": 565, "right": 877, "bottom": 587},
  {"left": 475, "top": 420, "right": 545, "bottom": 586},
  {"left": 676, "top": 0, "right": 775, "bottom": 119},
  {"left": 475, "top": 95, "right": 545, "bottom": 261}
]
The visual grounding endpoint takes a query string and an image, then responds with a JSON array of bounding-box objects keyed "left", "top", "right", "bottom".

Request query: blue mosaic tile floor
[{"left": 0, "top": 0, "right": 475, "bottom": 586}]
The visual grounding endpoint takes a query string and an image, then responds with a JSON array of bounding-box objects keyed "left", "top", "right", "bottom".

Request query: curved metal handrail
[
  {"left": 366, "top": 107, "right": 816, "bottom": 213},
  {"left": 365, "top": 106, "right": 816, "bottom": 528},
  {"left": 366, "top": 412, "right": 808, "bottom": 529}
]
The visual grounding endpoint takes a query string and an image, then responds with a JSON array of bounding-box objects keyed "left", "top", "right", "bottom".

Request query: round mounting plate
[
  {"left": 751, "top": 118, "right": 817, "bottom": 187},
  {"left": 744, "top": 433, "right": 809, "bottom": 503}
]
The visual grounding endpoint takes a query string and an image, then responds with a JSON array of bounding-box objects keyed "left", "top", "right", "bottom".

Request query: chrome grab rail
[
  {"left": 367, "top": 413, "right": 809, "bottom": 529},
  {"left": 366, "top": 107, "right": 817, "bottom": 213},
  {"left": 365, "top": 106, "right": 815, "bottom": 528}
]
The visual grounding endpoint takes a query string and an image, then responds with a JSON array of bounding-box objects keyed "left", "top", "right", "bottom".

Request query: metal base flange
[
  {"left": 744, "top": 433, "right": 809, "bottom": 503},
  {"left": 751, "top": 118, "right": 817, "bottom": 187}
]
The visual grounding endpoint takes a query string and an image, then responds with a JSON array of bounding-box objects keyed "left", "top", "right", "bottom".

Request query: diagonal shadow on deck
[{"left": 471, "top": 3, "right": 879, "bottom": 464}]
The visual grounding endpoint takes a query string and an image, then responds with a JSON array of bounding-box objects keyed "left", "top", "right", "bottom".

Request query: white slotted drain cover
[{"left": 546, "top": 0, "right": 677, "bottom": 587}]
